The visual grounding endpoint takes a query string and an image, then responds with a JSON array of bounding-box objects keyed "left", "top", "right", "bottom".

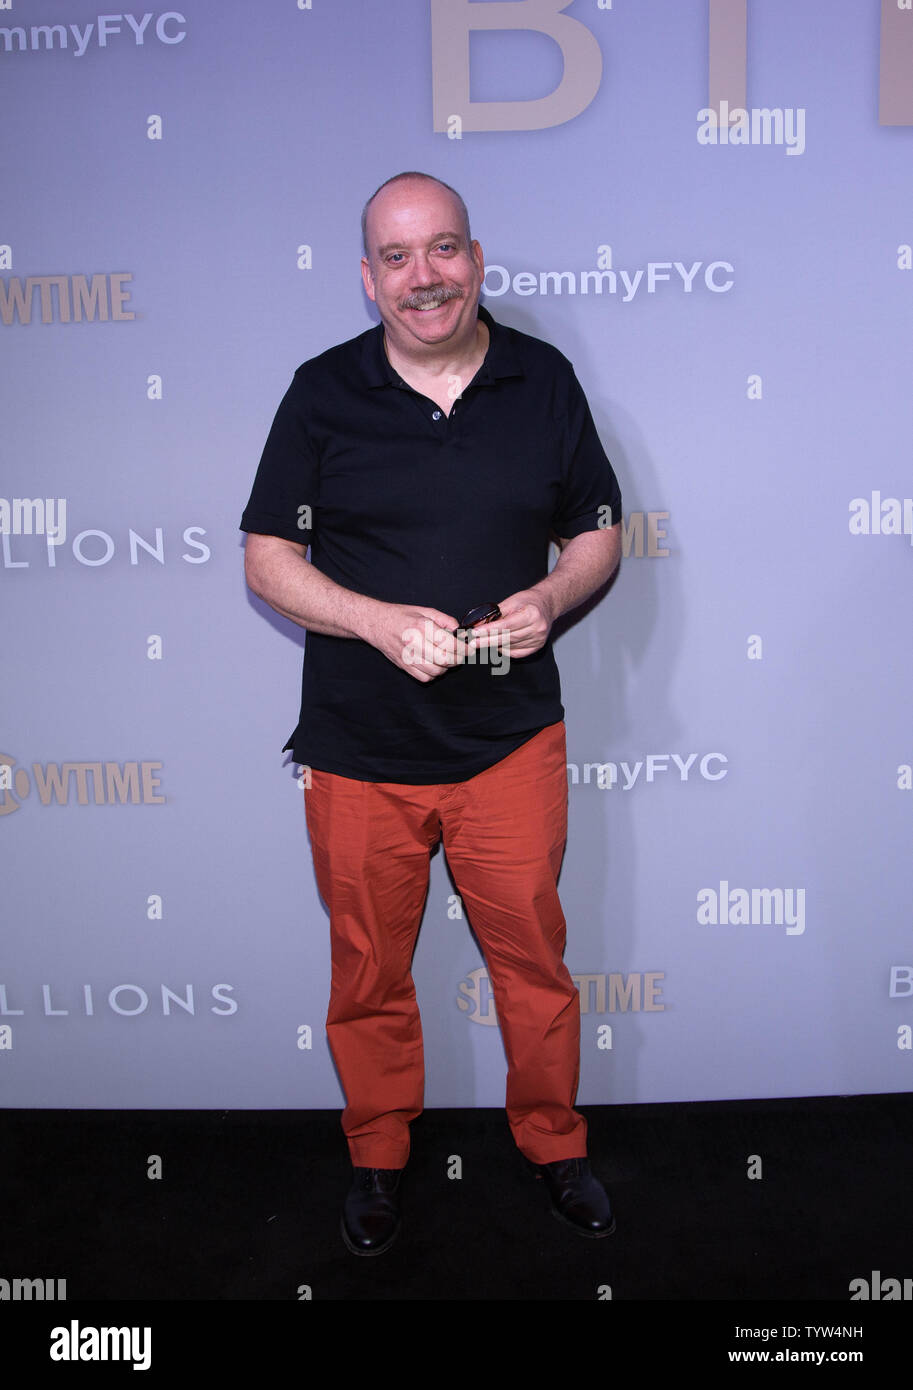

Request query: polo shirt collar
[{"left": 360, "top": 303, "right": 523, "bottom": 388}]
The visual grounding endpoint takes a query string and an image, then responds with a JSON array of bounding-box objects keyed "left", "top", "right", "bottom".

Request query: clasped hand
[{"left": 370, "top": 590, "right": 554, "bottom": 683}]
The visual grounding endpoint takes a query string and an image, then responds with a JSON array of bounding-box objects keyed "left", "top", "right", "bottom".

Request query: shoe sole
[{"left": 340, "top": 1215, "right": 401, "bottom": 1257}]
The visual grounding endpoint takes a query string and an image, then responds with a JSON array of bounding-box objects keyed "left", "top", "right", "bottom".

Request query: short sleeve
[
  {"left": 239, "top": 372, "right": 319, "bottom": 544},
  {"left": 551, "top": 369, "right": 622, "bottom": 539}
]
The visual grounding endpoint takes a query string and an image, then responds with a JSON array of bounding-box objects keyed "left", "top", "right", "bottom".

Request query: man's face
[{"left": 361, "top": 178, "right": 484, "bottom": 357}]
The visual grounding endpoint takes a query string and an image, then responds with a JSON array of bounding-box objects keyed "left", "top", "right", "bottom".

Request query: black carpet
[{"left": 2, "top": 1096, "right": 910, "bottom": 1363}]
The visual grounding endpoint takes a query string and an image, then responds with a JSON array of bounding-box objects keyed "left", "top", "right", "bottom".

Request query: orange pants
[{"left": 304, "top": 721, "right": 587, "bottom": 1168}]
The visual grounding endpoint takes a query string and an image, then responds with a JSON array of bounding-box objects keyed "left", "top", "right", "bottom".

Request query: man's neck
[{"left": 383, "top": 315, "right": 490, "bottom": 400}]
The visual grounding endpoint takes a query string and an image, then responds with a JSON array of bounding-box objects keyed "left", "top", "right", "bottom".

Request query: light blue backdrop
[{"left": 2, "top": 0, "right": 910, "bottom": 1108}]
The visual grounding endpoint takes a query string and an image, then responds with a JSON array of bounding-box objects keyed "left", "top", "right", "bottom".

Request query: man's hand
[
  {"left": 363, "top": 603, "right": 460, "bottom": 683},
  {"left": 464, "top": 590, "right": 555, "bottom": 659},
  {"left": 459, "top": 527, "right": 622, "bottom": 663}
]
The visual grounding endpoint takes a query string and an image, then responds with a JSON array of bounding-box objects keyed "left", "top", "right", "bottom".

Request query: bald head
[{"left": 361, "top": 172, "right": 471, "bottom": 256}]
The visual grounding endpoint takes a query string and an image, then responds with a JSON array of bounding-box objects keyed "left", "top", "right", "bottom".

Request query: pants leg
[
  {"left": 440, "top": 722, "right": 587, "bottom": 1164},
  {"left": 305, "top": 771, "right": 440, "bottom": 1168}
]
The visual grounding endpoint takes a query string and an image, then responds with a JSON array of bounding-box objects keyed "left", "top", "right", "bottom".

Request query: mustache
[{"left": 398, "top": 286, "right": 464, "bottom": 310}]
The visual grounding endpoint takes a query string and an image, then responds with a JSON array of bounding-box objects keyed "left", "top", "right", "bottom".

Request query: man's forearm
[
  {"left": 244, "top": 534, "right": 384, "bottom": 640},
  {"left": 532, "top": 525, "right": 621, "bottom": 624}
]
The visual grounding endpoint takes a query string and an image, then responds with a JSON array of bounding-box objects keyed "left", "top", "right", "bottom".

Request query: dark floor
[{"left": 2, "top": 1096, "right": 911, "bottom": 1363}]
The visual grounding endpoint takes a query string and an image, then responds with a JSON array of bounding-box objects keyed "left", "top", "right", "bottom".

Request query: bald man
[{"left": 241, "top": 172, "right": 622, "bottom": 1255}]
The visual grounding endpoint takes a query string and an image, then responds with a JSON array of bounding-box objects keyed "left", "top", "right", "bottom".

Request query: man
[{"left": 241, "top": 172, "right": 622, "bottom": 1255}]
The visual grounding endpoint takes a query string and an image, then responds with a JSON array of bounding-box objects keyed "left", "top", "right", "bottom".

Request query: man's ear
[{"left": 361, "top": 257, "right": 376, "bottom": 303}]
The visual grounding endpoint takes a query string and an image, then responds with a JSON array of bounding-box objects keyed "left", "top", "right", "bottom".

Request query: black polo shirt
[{"left": 240, "top": 306, "right": 621, "bottom": 783}]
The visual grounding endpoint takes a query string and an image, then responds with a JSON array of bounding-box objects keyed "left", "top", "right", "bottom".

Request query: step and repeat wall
[{"left": 2, "top": 0, "right": 910, "bottom": 1109}]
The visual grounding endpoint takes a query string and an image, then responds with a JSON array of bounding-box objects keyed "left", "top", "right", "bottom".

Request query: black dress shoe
[
  {"left": 340, "top": 1167, "right": 403, "bottom": 1256},
  {"left": 535, "top": 1157, "right": 616, "bottom": 1237}
]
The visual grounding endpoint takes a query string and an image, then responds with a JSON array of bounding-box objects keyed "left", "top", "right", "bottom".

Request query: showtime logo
[
  {"left": 0, "top": 755, "right": 164, "bottom": 816},
  {"left": 457, "top": 966, "right": 665, "bottom": 1025},
  {"left": 0, "top": 273, "right": 135, "bottom": 326}
]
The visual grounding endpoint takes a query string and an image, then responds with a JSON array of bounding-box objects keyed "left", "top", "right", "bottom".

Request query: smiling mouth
[{"left": 400, "top": 288, "right": 463, "bottom": 312}]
